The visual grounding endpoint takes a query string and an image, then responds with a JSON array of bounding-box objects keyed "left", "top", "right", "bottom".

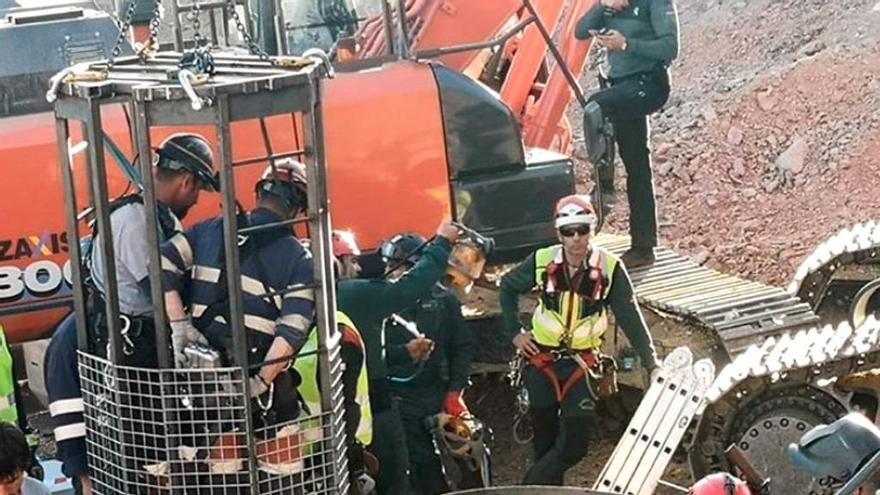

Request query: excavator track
[
  {"left": 593, "top": 226, "right": 880, "bottom": 492},
  {"left": 789, "top": 221, "right": 880, "bottom": 317}
]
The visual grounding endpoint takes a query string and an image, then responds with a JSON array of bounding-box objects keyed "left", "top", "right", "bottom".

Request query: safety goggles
[{"left": 559, "top": 224, "right": 591, "bottom": 237}]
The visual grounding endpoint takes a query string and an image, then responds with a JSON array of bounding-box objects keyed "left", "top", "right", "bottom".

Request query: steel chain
[
  {"left": 225, "top": 0, "right": 271, "bottom": 61},
  {"left": 107, "top": 0, "right": 137, "bottom": 69},
  {"left": 146, "top": 0, "right": 162, "bottom": 59},
  {"left": 190, "top": 0, "right": 203, "bottom": 48}
]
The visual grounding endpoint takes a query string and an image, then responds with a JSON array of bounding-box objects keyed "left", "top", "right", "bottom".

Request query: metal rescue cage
[{"left": 51, "top": 52, "right": 348, "bottom": 494}]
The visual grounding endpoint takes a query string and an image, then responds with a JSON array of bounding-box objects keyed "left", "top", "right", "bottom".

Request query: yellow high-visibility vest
[
  {"left": 294, "top": 311, "right": 373, "bottom": 445},
  {"left": 531, "top": 245, "right": 618, "bottom": 350}
]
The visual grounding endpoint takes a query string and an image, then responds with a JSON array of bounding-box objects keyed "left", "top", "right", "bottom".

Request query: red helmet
[
  {"left": 689, "top": 473, "right": 752, "bottom": 495},
  {"left": 554, "top": 194, "right": 597, "bottom": 230},
  {"left": 332, "top": 230, "right": 360, "bottom": 257}
]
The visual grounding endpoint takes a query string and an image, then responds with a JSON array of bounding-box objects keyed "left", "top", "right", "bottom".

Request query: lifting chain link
[
  {"left": 146, "top": 0, "right": 162, "bottom": 58},
  {"left": 190, "top": 0, "right": 203, "bottom": 48},
  {"left": 225, "top": 0, "right": 271, "bottom": 61},
  {"left": 107, "top": 0, "right": 137, "bottom": 69}
]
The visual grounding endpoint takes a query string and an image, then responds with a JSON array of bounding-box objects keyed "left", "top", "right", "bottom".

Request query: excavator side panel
[
  {"left": 0, "top": 107, "right": 132, "bottom": 343},
  {"left": 321, "top": 61, "right": 452, "bottom": 250}
]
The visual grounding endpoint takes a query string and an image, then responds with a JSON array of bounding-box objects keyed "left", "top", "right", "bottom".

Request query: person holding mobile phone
[{"left": 575, "top": 0, "right": 680, "bottom": 268}]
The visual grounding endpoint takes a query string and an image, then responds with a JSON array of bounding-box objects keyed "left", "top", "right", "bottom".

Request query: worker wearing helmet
[
  {"left": 294, "top": 230, "right": 375, "bottom": 493},
  {"left": 45, "top": 132, "right": 217, "bottom": 494},
  {"left": 333, "top": 230, "right": 363, "bottom": 280},
  {"left": 688, "top": 473, "right": 753, "bottom": 495},
  {"left": 161, "top": 159, "right": 314, "bottom": 473},
  {"left": 789, "top": 412, "right": 880, "bottom": 495},
  {"left": 382, "top": 233, "right": 475, "bottom": 494},
  {"left": 575, "top": 0, "right": 680, "bottom": 267},
  {"left": 499, "top": 194, "right": 658, "bottom": 485},
  {"left": 337, "top": 222, "right": 461, "bottom": 495}
]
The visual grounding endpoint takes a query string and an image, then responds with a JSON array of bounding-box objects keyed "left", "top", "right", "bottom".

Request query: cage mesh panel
[{"left": 80, "top": 352, "right": 347, "bottom": 494}]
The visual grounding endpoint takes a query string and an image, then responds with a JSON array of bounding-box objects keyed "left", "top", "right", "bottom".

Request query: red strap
[
  {"left": 530, "top": 353, "right": 563, "bottom": 401},
  {"left": 560, "top": 367, "right": 586, "bottom": 400},
  {"left": 529, "top": 351, "right": 599, "bottom": 402}
]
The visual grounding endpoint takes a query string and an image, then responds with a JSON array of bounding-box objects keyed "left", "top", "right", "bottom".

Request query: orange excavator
[{"left": 0, "top": 0, "right": 594, "bottom": 343}]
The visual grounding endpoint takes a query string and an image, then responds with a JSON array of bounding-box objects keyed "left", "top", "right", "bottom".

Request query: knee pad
[{"left": 582, "top": 101, "right": 612, "bottom": 164}]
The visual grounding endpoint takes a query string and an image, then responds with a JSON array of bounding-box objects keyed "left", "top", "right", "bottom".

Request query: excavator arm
[{"left": 351, "top": 0, "right": 598, "bottom": 153}]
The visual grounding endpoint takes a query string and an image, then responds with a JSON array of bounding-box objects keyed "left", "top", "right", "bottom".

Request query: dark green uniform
[
  {"left": 575, "top": 0, "right": 679, "bottom": 80},
  {"left": 500, "top": 249, "right": 657, "bottom": 485},
  {"left": 575, "top": 0, "right": 679, "bottom": 252},
  {"left": 338, "top": 236, "right": 452, "bottom": 495},
  {"left": 386, "top": 286, "right": 473, "bottom": 495}
]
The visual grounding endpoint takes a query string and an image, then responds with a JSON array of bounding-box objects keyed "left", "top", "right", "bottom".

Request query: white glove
[
  {"left": 170, "top": 319, "right": 208, "bottom": 368},
  {"left": 248, "top": 375, "right": 270, "bottom": 399}
]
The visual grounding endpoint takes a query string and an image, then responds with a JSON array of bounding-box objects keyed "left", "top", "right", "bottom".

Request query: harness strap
[{"left": 529, "top": 350, "right": 600, "bottom": 402}]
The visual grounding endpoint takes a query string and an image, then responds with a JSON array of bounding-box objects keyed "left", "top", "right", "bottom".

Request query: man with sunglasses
[
  {"left": 45, "top": 133, "right": 217, "bottom": 494},
  {"left": 499, "top": 194, "right": 658, "bottom": 485}
]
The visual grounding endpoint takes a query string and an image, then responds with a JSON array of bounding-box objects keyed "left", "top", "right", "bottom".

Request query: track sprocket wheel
[{"left": 690, "top": 382, "right": 847, "bottom": 494}]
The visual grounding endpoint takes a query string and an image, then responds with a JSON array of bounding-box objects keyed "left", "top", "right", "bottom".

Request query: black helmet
[
  {"left": 155, "top": 133, "right": 218, "bottom": 191},
  {"left": 380, "top": 233, "right": 427, "bottom": 267}
]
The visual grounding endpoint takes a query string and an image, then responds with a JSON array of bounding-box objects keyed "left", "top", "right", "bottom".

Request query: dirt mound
[{"left": 575, "top": 0, "right": 880, "bottom": 287}]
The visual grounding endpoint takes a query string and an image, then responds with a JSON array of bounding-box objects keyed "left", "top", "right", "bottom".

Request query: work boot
[{"left": 621, "top": 247, "right": 655, "bottom": 268}]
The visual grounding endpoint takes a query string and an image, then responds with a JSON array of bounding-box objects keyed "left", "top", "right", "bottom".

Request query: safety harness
[{"left": 83, "top": 195, "right": 178, "bottom": 361}]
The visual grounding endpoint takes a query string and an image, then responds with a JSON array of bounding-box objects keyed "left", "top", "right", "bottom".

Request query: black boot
[{"left": 621, "top": 247, "right": 655, "bottom": 268}]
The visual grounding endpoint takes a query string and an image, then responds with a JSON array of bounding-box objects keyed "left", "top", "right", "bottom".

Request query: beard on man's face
[{"left": 170, "top": 202, "right": 193, "bottom": 219}]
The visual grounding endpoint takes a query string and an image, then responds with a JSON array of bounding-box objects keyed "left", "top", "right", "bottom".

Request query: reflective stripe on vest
[
  {"left": 531, "top": 245, "right": 618, "bottom": 350},
  {"left": 293, "top": 311, "right": 373, "bottom": 445},
  {"left": 0, "top": 326, "right": 16, "bottom": 424}
]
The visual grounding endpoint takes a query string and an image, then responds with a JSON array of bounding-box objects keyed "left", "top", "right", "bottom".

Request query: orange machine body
[
  {"left": 0, "top": 2, "right": 577, "bottom": 344},
  {"left": 355, "top": 0, "right": 598, "bottom": 153}
]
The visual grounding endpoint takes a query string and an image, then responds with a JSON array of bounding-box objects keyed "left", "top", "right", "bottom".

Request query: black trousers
[
  {"left": 369, "top": 400, "right": 413, "bottom": 495},
  {"left": 588, "top": 66, "right": 671, "bottom": 249},
  {"left": 400, "top": 411, "right": 448, "bottom": 495},
  {"left": 521, "top": 359, "right": 598, "bottom": 486}
]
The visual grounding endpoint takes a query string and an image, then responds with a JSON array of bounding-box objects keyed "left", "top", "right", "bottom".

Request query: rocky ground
[{"left": 576, "top": 0, "right": 880, "bottom": 287}]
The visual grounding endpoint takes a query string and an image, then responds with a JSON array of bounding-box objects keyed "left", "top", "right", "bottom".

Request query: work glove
[
  {"left": 170, "top": 319, "right": 208, "bottom": 368},
  {"left": 443, "top": 391, "right": 469, "bottom": 417},
  {"left": 248, "top": 375, "right": 271, "bottom": 399}
]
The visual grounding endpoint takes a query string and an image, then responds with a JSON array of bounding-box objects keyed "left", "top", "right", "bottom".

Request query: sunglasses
[{"left": 559, "top": 225, "right": 591, "bottom": 237}]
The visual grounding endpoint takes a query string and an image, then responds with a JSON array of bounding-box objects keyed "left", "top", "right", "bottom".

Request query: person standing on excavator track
[
  {"left": 500, "top": 194, "right": 658, "bottom": 485},
  {"left": 575, "top": 0, "right": 680, "bottom": 268},
  {"left": 45, "top": 133, "right": 217, "bottom": 495}
]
